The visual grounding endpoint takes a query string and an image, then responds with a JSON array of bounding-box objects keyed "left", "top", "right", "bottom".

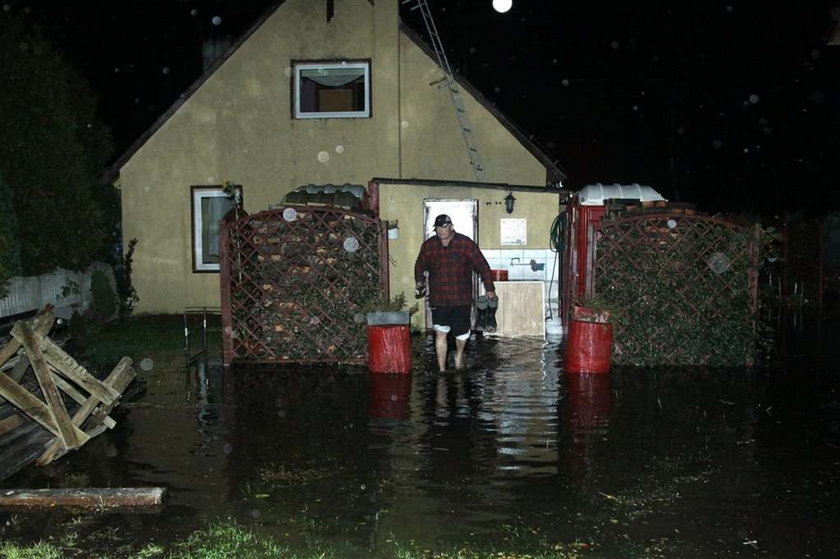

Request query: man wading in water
[{"left": 414, "top": 214, "right": 497, "bottom": 372}]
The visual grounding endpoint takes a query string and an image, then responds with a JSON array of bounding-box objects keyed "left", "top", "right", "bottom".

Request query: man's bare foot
[{"left": 454, "top": 356, "right": 465, "bottom": 370}]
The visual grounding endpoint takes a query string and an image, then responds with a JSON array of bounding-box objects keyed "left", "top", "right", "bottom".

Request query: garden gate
[{"left": 219, "top": 206, "right": 387, "bottom": 366}]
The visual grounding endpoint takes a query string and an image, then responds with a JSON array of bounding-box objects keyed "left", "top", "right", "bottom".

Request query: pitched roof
[{"left": 104, "top": 1, "right": 566, "bottom": 185}]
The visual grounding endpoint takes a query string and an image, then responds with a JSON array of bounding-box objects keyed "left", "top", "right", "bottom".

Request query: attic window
[{"left": 293, "top": 61, "right": 370, "bottom": 119}]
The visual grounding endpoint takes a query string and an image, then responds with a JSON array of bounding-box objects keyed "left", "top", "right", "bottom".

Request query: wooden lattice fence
[
  {"left": 594, "top": 213, "right": 760, "bottom": 366},
  {"left": 219, "top": 206, "right": 387, "bottom": 365}
]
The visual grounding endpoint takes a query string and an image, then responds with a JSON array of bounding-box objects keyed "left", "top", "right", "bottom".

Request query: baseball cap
[{"left": 434, "top": 214, "right": 452, "bottom": 227}]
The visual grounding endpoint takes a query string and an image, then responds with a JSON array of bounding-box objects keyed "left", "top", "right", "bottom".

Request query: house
[{"left": 109, "top": 0, "right": 566, "bottom": 325}]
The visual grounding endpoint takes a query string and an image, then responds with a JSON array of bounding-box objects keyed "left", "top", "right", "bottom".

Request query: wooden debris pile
[{"left": 0, "top": 308, "right": 135, "bottom": 479}]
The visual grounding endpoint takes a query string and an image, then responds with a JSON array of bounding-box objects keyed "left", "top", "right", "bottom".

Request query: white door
[{"left": 422, "top": 199, "right": 479, "bottom": 330}]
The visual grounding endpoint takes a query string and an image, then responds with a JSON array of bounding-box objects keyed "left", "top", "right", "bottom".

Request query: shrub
[
  {"left": 113, "top": 238, "right": 139, "bottom": 319},
  {"left": 88, "top": 269, "right": 117, "bottom": 322}
]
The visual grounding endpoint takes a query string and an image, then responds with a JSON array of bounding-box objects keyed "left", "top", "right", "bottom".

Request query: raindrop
[
  {"left": 317, "top": 151, "right": 330, "bottom": 163},
  {"left": 810, "top": 49, "right": 821, "bottom": 60},
  {"left": 18, "top": 41, "right": 29, "bottom": 53},
  {"left": 758, "top": 117, "right": 769, "bottom": 126},
  {"left": 493, "top": 86, "right": 501, "bottom": 93},
  {"left": 343, "top": 237, "right": 360, "bottom": 253},
  {"left": 552, "top": 58, "right": 558, "bottom": 64},
  {"left": 640, "top": 90, "right": 646, "bottom": 96},
  {"left": 223, "top": 443, "right": 233, "bottom": 455},
  {"left": 743, "top": 147, "right": 749, "bottom": 153},
  {"left": 469, "top": 46, "right": 476, "bottom": 54},
  {"left": 748, "top": 94, "right": 759, "bottom": 104},
  {"left": 725, "top": 5, "right": 734, "bottom": 12},
  {"left": 162, "top": 66, "right": 170, "bottom": 75},
  {"left": 610, "top": 40, "right": 620, "bottom": 49},
  {"left": 401, "top": 120, "right": 409, "bottom": 128},
  {"left": 677, "top": 127, "right": 685, "bottom": 135},
  {"left": 190, "top": 9, "right": 197, "bottom": 16},
  {"left": 282, "top": 207, "right": 297, "bottom": 222},
  {"left": 140, "top": 357, "right": 154, "bottom": 371},
  {"left": 708, "top": 252, "right": 731, "bottom": 274},
  {"left": 250, "top": 509, "right": 261, "bottom": 519},
  {"left": 114, "top": 67, "right": 120, "bottom": 73},
  {"left": 546, "top": 140, "right": 556, "bottom": 149},
  {"left": 666, "top": 219, "right": 677, "bottom": 229},
  {"left": 712, "top": 139, "right": 723, "bottom": 149},
  {"left": 134, "top": 98, "right": 141, "bottom": 104},
  {"left": 309, "top": 316, "right": 320, "bottom": 325},
  {"left": 353, "top": 313, "right": 366, "bottom": 324},
  {"left": 807, "top": 91, "right": 825, "bottom": 104},
  {"left": 561, "top": 79, "right": 569, "bottom": 87},
  {"left": 3, "top": 5, "right": 11, "bottom": 12},
  {"left": 632, "top": 105, "right": 638, "bottom": 111},
  {"left": 360, "top": 483, "right": 366, "bottom": 490},
  {"left": 211, "top": 15, "right": 222, "bottom": 26},
  {"left": 335, "top": 145, "right": 344, "bottom": 154}
]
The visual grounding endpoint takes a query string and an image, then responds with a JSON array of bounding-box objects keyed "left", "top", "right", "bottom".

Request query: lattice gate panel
[
  {"left": 220, "top": 206, "right": 386, "bottom": 365},
  {"left": 594, "top": 213, "right": 759, "bottom": 366}
]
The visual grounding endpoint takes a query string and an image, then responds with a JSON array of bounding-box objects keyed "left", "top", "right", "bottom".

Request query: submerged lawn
[{"left": 2, "top": 312, "right": 836, "bottom": 558}]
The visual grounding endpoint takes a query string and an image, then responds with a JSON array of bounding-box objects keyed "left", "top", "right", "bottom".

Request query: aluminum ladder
[{"left": 402, "top": 0, "right": 486, "bottom": 182}]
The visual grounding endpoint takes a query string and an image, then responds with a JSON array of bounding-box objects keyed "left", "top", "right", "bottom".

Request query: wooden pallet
[{"left": 0, "top": 308, "right": 135, "bottom": 478}]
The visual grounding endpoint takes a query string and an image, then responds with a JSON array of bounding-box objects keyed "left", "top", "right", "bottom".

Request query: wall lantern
[{"left": 504, "top": 192, "right": 516, "bottom": 214}]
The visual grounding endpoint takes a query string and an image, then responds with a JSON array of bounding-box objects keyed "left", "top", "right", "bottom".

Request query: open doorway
[{"left": 421, "top": 199, "right": 479, "bottom": 330}]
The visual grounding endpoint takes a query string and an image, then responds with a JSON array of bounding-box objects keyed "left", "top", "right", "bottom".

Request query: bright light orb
[{"left": 492, "top": 0, "right": 512, "bottom": 14}]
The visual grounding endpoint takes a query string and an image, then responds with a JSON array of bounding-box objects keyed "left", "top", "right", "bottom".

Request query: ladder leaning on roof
[{"left": 402, "top": 0, "right": 487, "bottom": 182}]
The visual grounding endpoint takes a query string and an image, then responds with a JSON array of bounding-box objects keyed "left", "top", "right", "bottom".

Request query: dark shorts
[{"left": 431, "top": 304, "right": 471, "bottom": 337}]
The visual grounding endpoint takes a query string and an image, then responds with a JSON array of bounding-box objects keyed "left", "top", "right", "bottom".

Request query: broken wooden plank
[
  {"left": 0, "top": 414, "right": 23, "bottom": 436},
  {"left": 37, "top": 357, "right": 135, "bottom": 466},
  {"left": 16, "top": 323, "right": 82, "bottom": 449},
  {"left": 0, "top": 308, "right": 54, "bottom": 368},
  {"left": 0, "top": 487, "right": 166, "bottom": 510},
  {"left": 0, "top": 370, "right": 67, "bottom": 437},
  {"left": 49, "top": 374, "right": 116, "bottom": 429},
  {"left": 37, "top": 336, "right": 121, "bottom": 406}
]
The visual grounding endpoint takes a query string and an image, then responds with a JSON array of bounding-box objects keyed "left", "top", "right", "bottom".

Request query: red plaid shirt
[{"left": 414, "top": 232, "right": 495, "bottom": 306}]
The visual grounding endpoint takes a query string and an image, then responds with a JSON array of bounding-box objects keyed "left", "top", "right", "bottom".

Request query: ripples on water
[{"left": 3, "top": 318, "right": 840, "bottom": 556}]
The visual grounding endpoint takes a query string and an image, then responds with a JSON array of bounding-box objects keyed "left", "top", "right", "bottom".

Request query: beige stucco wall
[{"left": 119, "top": 0, "right": 552, "bottom": 313}]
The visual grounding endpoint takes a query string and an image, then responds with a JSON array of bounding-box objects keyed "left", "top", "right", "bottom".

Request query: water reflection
[{"left": 562, "top": 372, "right": 614, "bottom": 490}]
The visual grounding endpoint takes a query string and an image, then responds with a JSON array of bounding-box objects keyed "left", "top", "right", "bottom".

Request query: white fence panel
[{"left": 0, "top": 263, "right": 113, "bottom": 321}]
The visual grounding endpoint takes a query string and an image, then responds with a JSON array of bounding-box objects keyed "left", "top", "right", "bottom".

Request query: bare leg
[
  {"left": 435, "top": 330, "right": 448, "bottom": 372},
  {"left": 454, "top": 337, "right": 467, "bottom": 370}
]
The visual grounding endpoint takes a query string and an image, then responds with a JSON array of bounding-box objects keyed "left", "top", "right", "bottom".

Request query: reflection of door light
[{"left": 504, "top": 192, "right": 516, "bottom": 214}]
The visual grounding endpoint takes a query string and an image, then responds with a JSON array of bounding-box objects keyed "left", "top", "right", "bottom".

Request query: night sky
[{"left": 10, "top": 0, "right": 840, "bottom": 216}]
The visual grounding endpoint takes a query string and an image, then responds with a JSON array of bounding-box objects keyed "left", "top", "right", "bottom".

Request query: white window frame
[
  {"left": 293, "top": 61, "right": 371, "bottom": 119},
  {"left": 191, "top": 186, "right": 240, "bottom": 273}
]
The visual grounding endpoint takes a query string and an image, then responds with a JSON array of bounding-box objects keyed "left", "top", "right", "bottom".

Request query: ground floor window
[{"left": 191, "top": 185, "right": 241, "bottom": 272}]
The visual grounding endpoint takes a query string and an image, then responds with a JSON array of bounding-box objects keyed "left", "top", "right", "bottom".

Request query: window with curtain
[
  {"left": 191, "top": 186, "right": 240, "bottom": 272},
  {"left": 293, "top": 61, "right": 370, "bottom": 119}
]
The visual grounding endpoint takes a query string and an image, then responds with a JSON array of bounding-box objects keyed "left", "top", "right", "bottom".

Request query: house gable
[{"left": 115, "top": 0, "right": 566, "bottom": 313}]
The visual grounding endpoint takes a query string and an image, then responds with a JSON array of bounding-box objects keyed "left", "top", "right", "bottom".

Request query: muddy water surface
[{"left": 2, "top": 315, "right": 839, "bottom": 557}]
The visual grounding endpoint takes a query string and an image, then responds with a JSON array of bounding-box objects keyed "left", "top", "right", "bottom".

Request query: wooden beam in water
[{"left": 0, "top": 487, "right": 166, "bottom": 510}]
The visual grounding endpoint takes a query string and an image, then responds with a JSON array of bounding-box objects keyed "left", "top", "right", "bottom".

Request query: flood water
[{"left": 2, "top": 312, "right": 840, "bottom": 557}]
